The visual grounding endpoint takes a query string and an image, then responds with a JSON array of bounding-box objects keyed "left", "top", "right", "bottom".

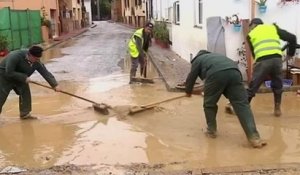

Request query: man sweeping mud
[
  {"left": 185, "top": 50, "right": 266, "bottom": 148},
  {"left": 0, "top": 46, "right": 61, "bottom": 119},
  {"left": 128, "top": 22, "right": 153, "bottom": 84},
  {"left": 226, "top": 18, "right": 297, "bottom": 116}
]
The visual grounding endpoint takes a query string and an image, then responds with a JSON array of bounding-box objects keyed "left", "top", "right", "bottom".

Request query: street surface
[{"left": 0, "top": 21, "right": 300, "bottom": 174}]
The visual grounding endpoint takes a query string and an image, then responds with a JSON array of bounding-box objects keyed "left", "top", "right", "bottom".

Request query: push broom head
[
  {"left": 225, "top": 104, "right": 235, "bottom": 115},
  {"left": 93, "top": 103, "right": 110, "bottom": 115}
]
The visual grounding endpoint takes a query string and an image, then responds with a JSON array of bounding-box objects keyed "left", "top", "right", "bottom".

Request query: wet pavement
[{"left": 0, "top": 21, "right": 300, "bottom": 174}]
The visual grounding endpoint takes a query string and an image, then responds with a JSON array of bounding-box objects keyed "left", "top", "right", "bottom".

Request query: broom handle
[
  {"left": 30, "top": 81, "right": 97, "bottom": 104},
  {"left": 141, "top": 94, "right": 186, "bottom": 108},
  {"left": 142, "top": 54, "right": 147, "bottom": 78}
]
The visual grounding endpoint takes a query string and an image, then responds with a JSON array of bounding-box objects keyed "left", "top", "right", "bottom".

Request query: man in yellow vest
[
  {"left": 247, "top": 18, "right": 297, "bottom": 116},
  {"left": 128, "top": 22, "right": 153, "bottom": 84}
]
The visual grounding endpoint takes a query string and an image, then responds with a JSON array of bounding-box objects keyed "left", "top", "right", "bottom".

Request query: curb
[
  {"left": 39, "top": 28, "right": 89, "bottom": 51},
  {"left": 197, "top": 163, "right": 300, "bottom": 174}
]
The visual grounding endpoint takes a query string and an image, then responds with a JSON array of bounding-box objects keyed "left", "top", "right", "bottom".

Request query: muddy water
[
  {"left": 1, "top": 25, "right": 300, "bottom": 172},
  {"left": 2, "top": 77, "right": 300, "bottom": 171}
]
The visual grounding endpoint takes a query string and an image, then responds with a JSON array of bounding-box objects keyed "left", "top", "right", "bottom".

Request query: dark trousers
[
  {"left": 0, "top": 75, "right": 32, "bottom": 117},
  {"left": 204, "top": 69, "right": 260, "bottom": 140},
  {"left": 247, "top": 57, "right": 283, "bottom": 104},
  {"left": 130, "top": 56, "right": 145, "bottom": 81}
]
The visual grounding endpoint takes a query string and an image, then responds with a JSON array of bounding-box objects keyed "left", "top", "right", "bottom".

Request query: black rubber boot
[
  {"left": 129, "top": 69, "right": 136, "bottom": 84},
  {"left": 248, "top": 138, "right": 267, "bottom": 148},
  {"left": 274, "top": 103, "right": 281, "bottom": 117},
  {"left": 273, "top": 91, "right": 282, "bottom": 117}
]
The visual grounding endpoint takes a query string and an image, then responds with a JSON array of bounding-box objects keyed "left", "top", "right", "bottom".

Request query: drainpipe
[
  {"left": 159, "top": 0, "right": 162, "bottom": 20},
  {"left": 246, "top": 0, "right": 256, "bottom": 83},
  {"left": 97, "top": 0, "right": 100, "bottom": 20},
  {"left": 251, "top": 0, "right": 255, "bottom": 19}
]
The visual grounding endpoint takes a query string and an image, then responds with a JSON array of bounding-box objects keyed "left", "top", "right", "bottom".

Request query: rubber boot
[
  {"left": 248, "top": 97, "right": 252, "bottom": 104},
  {"left": 273, "top": 92, "right": 282, "bottom": 117},
  {"left": 225, "top": 103, "right": 235, "bottom": 115},
  {"left": 129, "top": 69, "right": 136, "bottom": 84},
  {"left": 205, "top": 129, "right": 217, "bottom": 138},
  {"left": 20, "top": 113, "right": 38, "bottom": 120},
  {"left": 248, "top": 138, "right": 267, "bottom": 148},
  {"left": 274, "top": 103, "right": 281, "bottom": 117}
]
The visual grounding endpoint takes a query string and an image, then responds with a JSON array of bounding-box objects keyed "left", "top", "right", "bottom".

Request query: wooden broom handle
[{"left": 30, "top": 81, "right": 98, "bottom": 104}]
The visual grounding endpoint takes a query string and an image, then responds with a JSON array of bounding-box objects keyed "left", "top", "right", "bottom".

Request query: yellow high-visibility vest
[
  {"left": 128, "top": 28, "right": 144, "bottom": 58},
  {"left": 248, "top": 24, "right": 282, "bottom": 61}
]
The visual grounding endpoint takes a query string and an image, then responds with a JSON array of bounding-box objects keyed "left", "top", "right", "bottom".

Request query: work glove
[
  {"left": 54, "top": 85, "right": 62, "bottom": 92},
  {"left": 186, "top": 93, "right": 192, "bottom": 97},
  {"left": 26, "top": 77, "right": 31, "bottom": 83},
  {"left": 283, "top": 55, "right": 293, "bottom": 63}
]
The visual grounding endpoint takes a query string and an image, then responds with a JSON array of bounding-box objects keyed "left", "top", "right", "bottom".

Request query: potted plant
[
  {"left": 153, "top": 21, "right": 170, "bottom": 48},
  {"left": 0, "top": 34, "right": 9, "bottom": 57},
  {"left": 226, "top": 14, "right": 242, "bottom": 32},
  {"left": 256, "top": 0, "right": 267, "bottom": 13},
  {"left": 40, "top": 6, "right": 52, "bottom": 42}
]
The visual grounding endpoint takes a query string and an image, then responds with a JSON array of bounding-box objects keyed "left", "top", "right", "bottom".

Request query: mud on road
[{"left": 10, "top": 163, "right": 300, "bottom": 175}]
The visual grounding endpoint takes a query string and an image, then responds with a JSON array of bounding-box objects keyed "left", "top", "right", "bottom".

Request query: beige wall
[
  {"left": 0, "top": 0, "right": 58, "bottom": 18},
  {"left": 72, "top": 0, "right": 81, "bottom": 20},
  {"left": 122, "top": 0, "right": 146, "bottom": 26}
]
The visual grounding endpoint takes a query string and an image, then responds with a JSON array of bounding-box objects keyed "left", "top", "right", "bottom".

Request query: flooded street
[{"left": 1, "top": 21, "right": 300, "bottom": 174}]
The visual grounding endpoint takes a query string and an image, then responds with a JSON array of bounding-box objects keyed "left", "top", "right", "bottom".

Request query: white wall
[
  {"left": 205, "top": 0, "right": 250, "bottom": 61},
  {"left": 152, "top": 0, "right": 174, "bottom": 21},
  {"left": 256, "top": 2, "right": 300, "bottom": 44}
]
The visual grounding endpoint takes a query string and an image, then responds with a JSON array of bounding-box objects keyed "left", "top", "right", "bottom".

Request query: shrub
[{"left": 0, "top": 34, "right": 9, "bottom": 51}]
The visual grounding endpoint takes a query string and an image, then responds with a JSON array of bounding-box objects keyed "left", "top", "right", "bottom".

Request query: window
[
  {"left": 125, "top": 0, "right": 129, "bottom": 8},
  {"left": 134, "top": 0, "right": 142, "bottom": 6},
  {"left": 195, "top": 0, "right": 203, "bottom": 26},
  {"left": 174, "top": 1, "right": 180, "bottom": 25},
  {"left": 165, "top": 7, "right": 172, "bottom": 22}
]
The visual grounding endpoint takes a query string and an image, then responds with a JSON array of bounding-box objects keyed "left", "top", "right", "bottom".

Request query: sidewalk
[
  {"left": 39, "top": 27, "right": 89, "bottom": 51},
  {"left": 148, "top": 43, "right": 191, "bottom": 92}
]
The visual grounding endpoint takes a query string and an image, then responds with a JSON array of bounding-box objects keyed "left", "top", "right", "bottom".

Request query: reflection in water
[
  {"left": 0, "top": 121, "right": 77, "bottom": 168},
  {"left": 56, "top": 118, "right": 148, "bottom": 166},
  {"left": 203, "top": 139, "right": 219, "bottom": 168},
  {"left": 123, "top": 54, "right": 159, "bottom": 80},
  {"left": 41, "top": 39, "right": 77, "bottom": 63}
]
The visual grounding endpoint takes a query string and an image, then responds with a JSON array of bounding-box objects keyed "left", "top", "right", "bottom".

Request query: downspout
[
  {"left": 97, "top": 0, "right": 100, "bottom": 20},
  {"left": 245, "top": 0, "right": 256, "bottom": 83},
  {"left": 160, "top": 0, "right": 162, "bottom": 20},
  {"left": 251, "top": 0, "right": 255, "bottom": 19}
]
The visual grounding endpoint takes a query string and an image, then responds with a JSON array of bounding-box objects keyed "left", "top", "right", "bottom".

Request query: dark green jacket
[
  {"left": 185, "top": 52, "right": 239, "bottom": 94},
  {"left": 0, "top": 50, "right": 58, "bottom": 87}
]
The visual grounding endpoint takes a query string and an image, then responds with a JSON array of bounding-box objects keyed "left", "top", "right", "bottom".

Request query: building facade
[{"left": 122, "top": 0, "right": 147, "bottom": 27}]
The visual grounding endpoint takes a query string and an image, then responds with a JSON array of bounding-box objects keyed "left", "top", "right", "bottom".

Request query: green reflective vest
[
  {"left": 128, "top": 28, "right": 144, "bottom": 58},
  {"left": 248, "top": 24, "right": 282, "bottom": 61}
]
